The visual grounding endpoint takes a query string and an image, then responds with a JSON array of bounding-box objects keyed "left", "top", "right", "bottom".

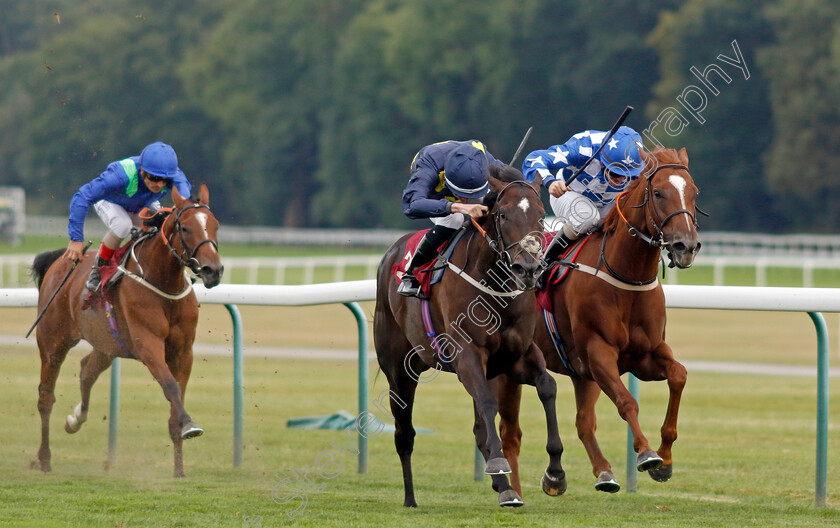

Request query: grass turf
[{"left": 0, "top": 342, "right": 838, "bottom": 526}]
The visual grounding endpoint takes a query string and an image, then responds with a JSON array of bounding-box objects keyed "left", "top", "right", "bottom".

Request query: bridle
[
  {"left": 615, "top": 163, "right": 703, "bottom": 249},
  {"left": 472, "top": 180, "right": 543, "bottom": 266},
  {"left": 602, "top": 163, "right": 705, "bottom": 283},
  {"left": 162, "top": 203, "right": 219, "bottom": 275}
]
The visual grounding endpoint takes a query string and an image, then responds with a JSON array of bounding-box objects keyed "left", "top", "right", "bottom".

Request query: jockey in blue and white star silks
[{"left": 522, "top": 126, "right": 645, "bottom": 265}]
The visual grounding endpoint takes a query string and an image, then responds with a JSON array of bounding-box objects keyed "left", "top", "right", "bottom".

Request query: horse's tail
[{"left": 30, "top": 249, "right": 66, "bottom": 289}]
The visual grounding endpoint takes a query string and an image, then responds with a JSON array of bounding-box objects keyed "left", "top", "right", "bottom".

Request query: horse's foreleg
[
  {"left": 167, "top": 347, "right": 196, "bottom": 478},
  {"left": 475, "top": 377, "right": 522, "bottom": 507},
  {"left": 66, "top": 351, "right": 113, "bottom": 435},
  {"left": 587, "top": 340, "right": 661, "bottom": 472},
  {"left": 143, "top": 354, "right": 201, "bottom": 442},
  {"left": 457, "top": 353, "right": 509, "bottom": 475},
  {"left": 495, "top": 375, "right": 523, "bottom": 498},
  {"left": 572, "top": 377, "right": 619, "bottom": 492},
  {"left": 649, "top": 347, "right": 687, "bottom": 483}
]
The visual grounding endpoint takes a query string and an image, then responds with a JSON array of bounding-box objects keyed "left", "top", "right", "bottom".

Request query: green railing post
[
  {"left": 474, "top": 445, "right": 484, "bottom": 482},
  {"left": 343, "top": 302, "right": 369, "bottom": 474},
  {"left": 808, "top": 312, "right": 828, "bottom": 507},
  {"left": 108, "top": 357, "right": 120, "bottom": 466},
  {"left": 225, "top": 304, "right": 244, "bottom": 468},
  {"left": 626, "top": 373, "right": 639, "bottom": 493}
]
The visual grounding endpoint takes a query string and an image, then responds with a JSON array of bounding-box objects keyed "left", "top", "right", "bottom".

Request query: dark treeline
[{"left": 0, "top": 0, "right": 837, "bottom": 232}]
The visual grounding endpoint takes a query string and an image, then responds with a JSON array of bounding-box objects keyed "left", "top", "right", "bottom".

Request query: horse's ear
[
  {"left": 198, "top": 183, "right": 209, "bottom": 205},
  {"left": 530, "top": 172, "right": 542, "bottom": 192},
  {"left": 172, "top": 185, "right": 187, "bottom": 208},
  {"left": 677, "top": 147, "right": 689, "bottom": 166},
  {"left": 487, "top": 165, "right": 505, "bottom": 193}
]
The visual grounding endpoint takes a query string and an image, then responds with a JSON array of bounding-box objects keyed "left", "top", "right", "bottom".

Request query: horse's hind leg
[
  {"left": 381, "top": 365, "right": 420, "bottom": 507},
  {"left": 514, "top": 343, "right": 566, "bottom": 497},
  {"left": 572, "top": 377, "right": 619, "bottom": 492},
  {"left": 65, "top": 350, "right": 114, "bottom": 435},
  {"left": 166, "top": 346, "right": 197, "bottom": 478},
  {"left": 35, "top": 337, "right": 75, "bottom": 472}
]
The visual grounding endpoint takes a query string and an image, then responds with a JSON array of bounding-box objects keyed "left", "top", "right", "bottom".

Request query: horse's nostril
[
  {"left": 671, "top": 242, "right": 687, "bottom": 253},
  {"left": 511, "top": 264, "right": 526, "bottom": 276}
]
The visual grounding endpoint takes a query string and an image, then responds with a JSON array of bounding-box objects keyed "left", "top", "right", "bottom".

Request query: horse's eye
[
  {"left": 653, "top": 189, "right": 662, "bottom": 198},
  {"left": 499, "top": 211, "right": 506, "bottom": 219}
]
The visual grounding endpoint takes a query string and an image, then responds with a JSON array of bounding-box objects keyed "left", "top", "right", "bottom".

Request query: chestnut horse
[
  {"left": 375, "top": 165, "right": 567, "bottom": 507},
  {"left": 31, "top": 184, "right": 223, "bottom": 477},
  {"left": 492, "top": 147, "right": 701, "bottom": 496}
]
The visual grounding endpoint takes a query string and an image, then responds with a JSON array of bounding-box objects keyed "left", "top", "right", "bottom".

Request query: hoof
[
  {"left": 64, "top": 403, "right": 86, "bottom": 434},
  {"left": 403, "top": 498, "right": 418, "bottom": 508},
  {"left": 181, "top": 422, "right": 204, "bottom": 439},
  {"left": 485, "top": 457, "right": 511, "bottom": 475},
  {"left": 540, "top": 470, "right": 567, "bottom": 496},
  {"left": 31, "top": 460, "right": 51, "bottom": 473},
  {"left": 594, "top": 471, "right": 621, "bottom": 493},
  {"left": 64, "top": 414, "right": 83, "bottom": 434},
  {"left": 648, "top": 464, "right": 673, "bottom": 482},
  {"left": 636, "top": 450, "right": 663, "bottom": 472},
  {"left": 499, "top": 489, "right": 524, "bottom": 507}
]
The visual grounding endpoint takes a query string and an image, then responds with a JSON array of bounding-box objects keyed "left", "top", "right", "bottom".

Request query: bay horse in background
[
  {"left": 492, "top": 147, "right": 701, "bottom": 496},
  {"left": 31, "top": 184, "right": 223, "bottom": 477},
  {"left": 375, "top": 165, "right": 567, "bottom": 507}
]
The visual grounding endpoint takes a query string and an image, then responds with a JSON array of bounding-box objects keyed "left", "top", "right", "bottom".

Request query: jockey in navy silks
[
  {"left": 522, "top": 126, "right": 645, "bottom": 267},
  {"left": 398, "top": 140, "right": 505, "bottom": 297},
  {"left": 63, "top": 141, "right": 192, "bottom": 292}
]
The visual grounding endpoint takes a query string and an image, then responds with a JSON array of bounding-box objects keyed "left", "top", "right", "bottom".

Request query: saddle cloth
[
  {"left": 391, "top": 229, "right": 466, "bottom": 298},
  {"left": 535, "top": 233, "right": 592, "bottom": 312}
]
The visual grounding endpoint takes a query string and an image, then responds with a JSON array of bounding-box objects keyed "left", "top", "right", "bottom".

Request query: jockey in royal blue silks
[
  {"left": 63, "top": 141, "right": 192, "bottom": 292},
  {"left": 398, "top": 140, "right": 504, "bottom": 298},
  {"left": 522, "top": 126, "right": 645, "bottom": 267}
]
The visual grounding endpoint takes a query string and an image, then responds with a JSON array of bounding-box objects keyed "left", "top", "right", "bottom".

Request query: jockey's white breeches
[
  {"left": 549, "top": 192, "right": 616, "bottom": 236},
  {"left": 430, "top": 212, "right": 466, "bottom": 229},
  {"left": 93, "top": 200, "right": 142, "bottom": 240}
]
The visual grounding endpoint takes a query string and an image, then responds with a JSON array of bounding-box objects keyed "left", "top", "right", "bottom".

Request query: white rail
[{"left": 1, "top": 283, "right": 834, "bottom": 506}]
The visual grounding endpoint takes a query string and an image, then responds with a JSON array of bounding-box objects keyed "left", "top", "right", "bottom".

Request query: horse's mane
[
  {"left": 601, "top": 147, "right": 684, "bottom": 234},
  {"left": 481, "top": 164, "right": 525, "bottom": 211}
]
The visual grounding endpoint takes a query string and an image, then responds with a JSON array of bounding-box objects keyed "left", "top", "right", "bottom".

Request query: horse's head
[
  {"left": 633, "top": 147, "right": 702, "bottom": 268},
  {"left": 481, "top": 165, "right": 545, "bottom": 290},
  {"left": 168, "top": 184, "right": 225, "bottom": 287}
]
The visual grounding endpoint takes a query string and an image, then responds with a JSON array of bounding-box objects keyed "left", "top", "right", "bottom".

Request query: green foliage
[
  {"left": 758, "top": 0, "right": 840, "bottom": 230},
  {"left": 0, "top": 0, "right": 837, "bottom": 232}
]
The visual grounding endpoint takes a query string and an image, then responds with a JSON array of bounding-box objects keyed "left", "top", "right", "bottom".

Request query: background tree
[{"left": 647, "top": 0, "right": 777, "bottom": 230}]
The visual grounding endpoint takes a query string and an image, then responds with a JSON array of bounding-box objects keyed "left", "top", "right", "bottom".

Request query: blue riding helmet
[
  {"left": 599, "top": 126, "right": 644, "bottom": 178},
  {"left": 443, "top": 144, "right": 490, "bottom": 199},
  {"left": 140, "top": 141, "right": 179, "bottom": 179}
]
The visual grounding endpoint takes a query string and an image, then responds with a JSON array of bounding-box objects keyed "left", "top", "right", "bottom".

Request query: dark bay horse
[
  {"left": 375, "top": 164, "right": 567, "bottom": 507},
  {"left": 493, "top": 147, "right": 701, "bottom": 496},
  {"left": 31, "top": 184, "right": 223, "bottom": 477}
]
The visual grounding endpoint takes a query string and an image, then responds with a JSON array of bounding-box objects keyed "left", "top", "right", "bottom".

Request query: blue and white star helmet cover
[{"left": 598, "top": 126, "right": 644, "bottom": 178}]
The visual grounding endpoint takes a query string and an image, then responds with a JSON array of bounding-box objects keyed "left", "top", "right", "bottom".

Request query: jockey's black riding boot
[
  {"left": 536, "top": 232, "right": 577, "bottom": 289},
  {"left": 85, "top": 256, "right": 109, "bottom": 293},
  {"left": 397, "top": 225, "right": 457, "bottom": 298}
]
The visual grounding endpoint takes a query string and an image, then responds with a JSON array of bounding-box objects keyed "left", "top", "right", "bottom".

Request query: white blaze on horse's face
[
  {"left": 518, "top": 197, "right": 530, "bottom": 213},
  {"left": 668, "top": 175, "right": 692, "bottom": 230}
]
